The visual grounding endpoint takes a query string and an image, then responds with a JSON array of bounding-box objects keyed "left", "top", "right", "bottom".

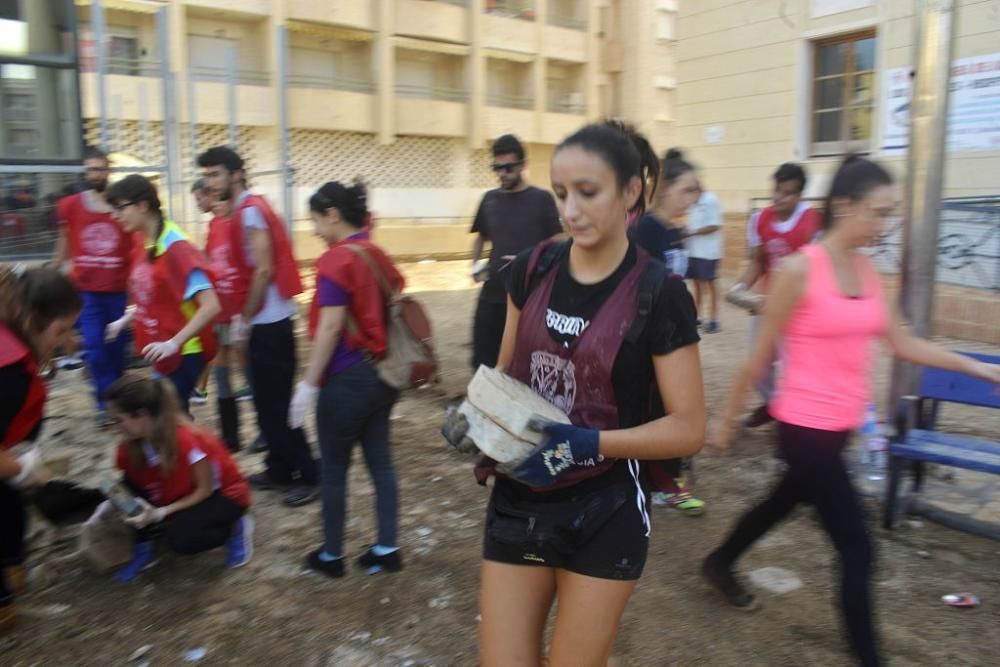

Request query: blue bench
[{"left": 883, "top": 352, "right": 1000, "bottom": 530}]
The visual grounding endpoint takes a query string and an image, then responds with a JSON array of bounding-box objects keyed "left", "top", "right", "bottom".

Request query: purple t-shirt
[{"left": 317, "top": 275, "right": 365, "bottom": 377}]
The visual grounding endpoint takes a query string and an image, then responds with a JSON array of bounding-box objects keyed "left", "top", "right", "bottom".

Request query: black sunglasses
[{"left": 491, "top": 161, "right": 524, "bottom": 173}]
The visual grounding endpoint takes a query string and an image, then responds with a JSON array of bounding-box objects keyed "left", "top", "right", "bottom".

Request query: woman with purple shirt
[{"left": 289, "top": 181, "right": 406, "bottom": 579}]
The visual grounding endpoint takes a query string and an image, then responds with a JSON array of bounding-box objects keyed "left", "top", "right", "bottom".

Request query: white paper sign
[
  {"left": 704, "top": 125, "right": 724, "bottom": 144},
  {"left": 880, "top": 53, "right": 1000, "bottom": 153},
  {"left": 810, "top": 0, "right": 873, "bottom": 18}
]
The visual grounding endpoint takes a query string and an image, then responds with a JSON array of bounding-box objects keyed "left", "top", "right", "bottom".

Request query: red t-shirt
[
  {"left": 116, "top": 422, "right": 250, "bottom": 508},
  {"left": 57, "top": 191, "right": 134, "bottom": 292},
  {"left": 752, "top": 204, "right": 821, "bottom": 288}
]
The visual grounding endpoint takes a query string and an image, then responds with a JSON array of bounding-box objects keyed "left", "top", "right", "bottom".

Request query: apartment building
[{"left": 63, "top": 0, "right": 679, "bottom": 258}]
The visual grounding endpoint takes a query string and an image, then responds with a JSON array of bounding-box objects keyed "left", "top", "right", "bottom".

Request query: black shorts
[
  {"left": 482, "top": 460, "right": 650, "bottom": 580},
  {"left": 686, "top": 257, "right": 718, "bottom": 281}
]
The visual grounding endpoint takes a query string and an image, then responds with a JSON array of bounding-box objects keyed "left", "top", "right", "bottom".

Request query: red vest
[
  {"left": 204, "top": 214, "right": 246, "bottom": 324},
  {"left": 57, "top": 192, "right": 134, "bottom": 293},
  {"left": 308, "top": 238, "right": 404, "bottom": 359},
  {"left": 230, "top": 194, "right": 303, "bottom": 314},
  {"left": 0, "top": 324, "right": 46, "bottom": 450},
  {"left": 129, "top": 228, "right": 217, "bottom": 375},
  {"left": 116, "top": 423, "right": 250, "bottom": 508},
  {"left": 755, "top": 205, "right": 821, "bottom": 279}
]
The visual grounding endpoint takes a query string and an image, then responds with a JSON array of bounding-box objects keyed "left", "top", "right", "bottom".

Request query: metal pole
[
  {"left": 157, "top": 6, "right": 179, "bottom": 221},
  {"left": 93, "top": 0, "right": 109, "bottom": 150},
  {"left": 227, "top": 45, "right": 238, "bottom": 149},
  {"left": 139, "top": 82, "right": 150, "bottom": 163},
  {"left": 188, "top": 67, "right": 198, "bottom": 167},
  {"left": 277, "top": 25, "right": 293, "bottom": 232},
  {"left": 888, "top": 0, "right": 958, "bottom": 418}
]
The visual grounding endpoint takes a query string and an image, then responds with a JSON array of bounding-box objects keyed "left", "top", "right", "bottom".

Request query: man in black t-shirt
[{"left": 469, "top": 134, "right": 562, "bottom": 369}]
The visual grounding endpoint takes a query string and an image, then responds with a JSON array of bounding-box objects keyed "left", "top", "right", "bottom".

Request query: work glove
[
  {"left": 503, "top": 419, "right": 601, "bottom": 488},
  {"left": 229, "top": 314, "right": 249, "bottom": 345},
  {"left": 123, "top": 498, "right": 166, "bottom": 529},
  {"left": 105, "top": 316, "right": 128, "bottom": 342},
  {"left": 288, "top": 381, "right": 319, "bottom": 430},
  {"left": 441, "top": 406, "right": 478, "bottom": 455},
  {"left": 142, "top": 339, "right": 180, "bottom": 363},
  {"left": 11, "top": 448, "right": 51, "bottom": 489}
]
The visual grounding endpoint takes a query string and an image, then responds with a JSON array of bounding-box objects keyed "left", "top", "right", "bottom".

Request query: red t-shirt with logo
[
  {"left": 57, "top": 191, "right": 134, "bottom": 292},
  {"left": 752, "top": 204, "right": 821, "bottom": 289}
]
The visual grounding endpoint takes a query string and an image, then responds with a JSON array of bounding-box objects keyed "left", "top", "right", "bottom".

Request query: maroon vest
[{"left": 497, "top": 241, "right": 649, "bottom": 490}]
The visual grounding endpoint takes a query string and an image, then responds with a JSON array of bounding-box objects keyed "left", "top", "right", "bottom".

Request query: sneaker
[
  {"left": 283, "top": 485, "right": 318, "bottom": 507},
  {"left": 114, "top": 541, "right": 158, "bottom": 584},
  {"left": 701, "top": 552, "right": 757, "bottom": 611},
  {"left": 54, "top": 355, "right": 84, "bottom": 371},
  {"left": 190, "top": 388, "right": 209, "bottom": 405},
  {"left": 225, "top": 516, "right": 254, "bottom": 568},
  {"left": 743, "top": 404, "right": 774, "bottom": 428},
  {"left": 651, "top": 489, "right": 706, "bottom": 515},
  {"left": 306, "top": 549, "right": 345, "bottom": 578},
  {"left": 250, "top": 433, "right": 268, "bottom": 454},
  {"left": 356, "top": 547, "right": 403, "bottom": 575},
  {"left": 704, "top": 320, "right": 720, "bottom": 334},
  {"left": 234, "top": 386, "right": 254, "bottom": 402},
  {"left": 248, "top": 471, "right": 289, "bottom": 492}
]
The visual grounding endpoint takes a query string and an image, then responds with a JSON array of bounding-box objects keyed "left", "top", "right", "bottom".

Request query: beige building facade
[{"left": 72, "top": 0, "right": 679, "bottom": 258}]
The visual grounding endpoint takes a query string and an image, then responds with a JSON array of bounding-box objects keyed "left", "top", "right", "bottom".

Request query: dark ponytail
[
  {"left": 106, "top": 174, "right": 164, "bottom": 259},
  {"left": 559, "top": 120, "right": 660, "bottom": 217},
  {"left": 309, "top": 180, "right": 368, "bottom": 228},
  {"left": 823, "top": 155, "right": 893, "bottom": 230},
  {"left": 661, "top": 147, "right": 695, "bottom": 187}
]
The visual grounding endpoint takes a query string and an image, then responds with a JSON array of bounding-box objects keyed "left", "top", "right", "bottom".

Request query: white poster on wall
[
  {"left": 810, "top": 0, "right": 873, "bottom": 18},
  {"left": 880, "top": 53, "right": 1000, "bottom": 154}
]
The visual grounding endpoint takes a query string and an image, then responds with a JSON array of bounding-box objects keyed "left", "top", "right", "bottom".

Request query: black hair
[
  {"left": 0, "top": 266, "right": 81, "bottom": 360},
  {"left": 773, "top": 162, "right": 808, "bottom": 194},
  {"left": 823, "top": 155, "right": 893, "bottom": 230},
  {"left": 492, "top": 134, "right": 525, "bottom": 161},
  {"left": 661, "top": 147, "right": 696, "bottom": 187},
  {"left": 197, "top": 146, "right": 245, "bottom": 173},
  {"left": 83, "top": 145, "right": 108, "bottom": 163},
  {"left": 309, "top": 181, "right": 368, "bottom": 228},
  {"left": 106, "top": 175, "right": 164, "bottom": 258},
  {"left": 106, "top": 376, "right": 181, "bottom": 473},
  {"left": 558, "top": 121, "right": 660, "bottom": 217}
]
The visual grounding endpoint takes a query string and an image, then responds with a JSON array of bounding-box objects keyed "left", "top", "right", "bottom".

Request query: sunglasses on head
[{"left": 491, "top": 161, "right": 524, "bottom": 173}]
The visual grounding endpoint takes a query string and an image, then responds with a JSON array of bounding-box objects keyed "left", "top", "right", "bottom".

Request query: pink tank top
[{"left": 770, "top": 244, "right": 888, "bottom": 431}]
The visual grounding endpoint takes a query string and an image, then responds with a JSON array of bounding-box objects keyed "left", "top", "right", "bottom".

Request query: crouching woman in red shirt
[{"left": 105, "top": 376, "right": 252, "bottom": 583}]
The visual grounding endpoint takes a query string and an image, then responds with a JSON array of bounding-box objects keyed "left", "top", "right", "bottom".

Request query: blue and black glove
[
  {"left": 505, "top": 419, "right": 601, "bottom": 487},
  {"left": 441, "top": 406, "right": 479, "bottom": 455}
]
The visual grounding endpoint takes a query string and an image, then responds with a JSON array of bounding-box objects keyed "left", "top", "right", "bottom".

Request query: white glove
[
  {"left": 105, "top": 305, "right": 135, "bottom": 342},
  {"left": 142, "top": 338, "right": 180, "bottom": 363},
  {"left": 11, "top": 448, "right": 50, "bottom": 489},
  {"left": 123, "top": 497, "right": 166, "bottom": 529},
  {"left": 288, "top": 381, "right": 319, "bottom": 430},
  {"left": 229, "top": 314, "right": 249, "bottom": 344}
]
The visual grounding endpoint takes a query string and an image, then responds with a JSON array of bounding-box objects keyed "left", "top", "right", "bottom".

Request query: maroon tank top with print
[{"left": 477, "top": 240, "right": 649, "bottom": 491}]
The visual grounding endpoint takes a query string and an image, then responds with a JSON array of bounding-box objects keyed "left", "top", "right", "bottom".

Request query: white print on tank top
[
  {"left": 80, "top": 221, "right": 119, "bottom": 256},
  {"left": 545, "top": 308, "right": 589, "bottom": 337},
  {"left": 529, "top": 350, "right": 577, "bottom": 415}
]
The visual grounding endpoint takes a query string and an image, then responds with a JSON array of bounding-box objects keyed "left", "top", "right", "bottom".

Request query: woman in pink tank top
[{"left": 702, "top": 156, "right": 1000, "bottom": 667}]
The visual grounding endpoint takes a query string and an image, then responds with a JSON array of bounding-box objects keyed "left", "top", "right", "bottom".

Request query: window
[{"left": 811, "top": 31, "right": 876, "bottom": 155}]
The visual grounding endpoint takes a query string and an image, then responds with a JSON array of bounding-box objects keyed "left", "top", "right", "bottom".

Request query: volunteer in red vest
[
  {"left": 733, "top": 162, "right": 820, "bottom": 427},
  {"left": 104, "top": 175, "right": 221, "bottom": 413},
  {"left": 197, "top": 146, "right": 317, "bottom": 508},
  {"left": 52, "top": 146, "right": 135, "bottom": 426},
  {"left": 451, "top": 123, "right": 705, "bottom": 665},
  {"left": 105, "top": 376, "right": 253, "bottom": 583},
  {"left": 289, "top": 181, "right": 404, "bottom": 578},
  {"left": 0, "top": 266, "right": 81, "bottom": 632}
]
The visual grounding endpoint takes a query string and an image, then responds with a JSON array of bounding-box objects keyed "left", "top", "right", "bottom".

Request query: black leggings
[
  {"left": 0, "top": 481, "right": 26, "bottom": 603},
  {"left": 713, "top": 422, "right": 879, "bottom": 667},
  {"left": 135, "top": 492, "right": 245, "bottom": 555}
]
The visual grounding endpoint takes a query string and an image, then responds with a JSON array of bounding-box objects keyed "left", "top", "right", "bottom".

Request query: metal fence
[{"left": 747, "top": 196, "right": 1000, "bottom": 292}]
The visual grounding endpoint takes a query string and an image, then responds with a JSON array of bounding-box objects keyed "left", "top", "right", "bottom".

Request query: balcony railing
[
  {"left": 105, "top": 57, "right": 162, "bottom": 77},
  {"left": 395, "top": 83, "right": 468, "bottom": 102},
  {"left": 487, "top": 92, "right": 534, "bottom": 110},
  {"left": 484, "top": 1, "right": 536, "bottom": 21},
  {"left": 547, "top": 95, "right": 584, "bottom": 114},
  {"left": 4, "top": 108, "right": 37, "bottom": 122},
  {"left": 189, "top": 65, "right": 271, "bottom": 86},
  {"left": 287, "top": 74, "right": 374, "bottom": 93},
  {"left": 547, "top": 10, "right": 587, "bottom": 31}
]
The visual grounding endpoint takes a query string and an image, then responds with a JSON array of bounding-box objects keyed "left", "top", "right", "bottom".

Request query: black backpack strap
[
  {"left": 625, "top": 258, "right": 667, "bottom": 345},
  {"left": 524, "top": 239, "right": 570, "bottom": 299}
]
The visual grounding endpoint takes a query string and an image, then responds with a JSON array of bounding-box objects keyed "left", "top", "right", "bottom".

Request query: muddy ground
[{"left": 4, "top": 260, "right": 999, "bottom": 666}]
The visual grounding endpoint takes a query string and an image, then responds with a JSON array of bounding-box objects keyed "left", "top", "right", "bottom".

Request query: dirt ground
[{"left": 4, "top": 259, "right": 999, "bottom": 667}]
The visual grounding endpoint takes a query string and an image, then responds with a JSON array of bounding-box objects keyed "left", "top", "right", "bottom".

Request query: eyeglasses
[
  {"left": 491, "top": 161, "right": 524, "bottom": 174},
  {"left": 111, "top": 201, "right": 134, "bottom": 212}
]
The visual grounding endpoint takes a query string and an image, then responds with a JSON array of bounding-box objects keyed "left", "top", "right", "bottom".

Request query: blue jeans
[
  {"left": 78, "top": 291, "right": 127, "bottom": 410},
  {"left": 316, "top": 360, "right": 399, "bottom": 556},
  {"left": 168, "top": 353, "right": 207, "bottom": 414}
]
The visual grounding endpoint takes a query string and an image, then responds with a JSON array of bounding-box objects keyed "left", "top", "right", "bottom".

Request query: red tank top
[
  {"left": 229, "top": 194, "right": 303, "bottom": 315},
  {"left": 57, "top": 191, "right": 134, "bottom": 292},
  {"left": 204, "top": 214, "right": 245, "bottom": 324},
  {"left": 0, "top": 324, "right": 45, "bottom": 450},
  {"left": 755, "top": 205, "right": 821, "bottom": 279}
]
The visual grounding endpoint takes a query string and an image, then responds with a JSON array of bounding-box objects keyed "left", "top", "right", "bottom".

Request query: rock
[
  {"left": 907, "top": 520, "right": 924, "bottom": 529},
  {"left": 129, "top": 645, "right": 152, "bottom": 661},
  {"left": 917, "top": 550, "right": 931, "bottom": 559},
  {"left": 746, "top": 567, "right": 803, "bottom": 595},
  {"left": 183, "top": 647, "right": 207, "bottom": 662}
]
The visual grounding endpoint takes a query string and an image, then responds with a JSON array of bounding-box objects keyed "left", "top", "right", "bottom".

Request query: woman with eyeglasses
[
  {"left": 289, "top": 181, "right": 405, "bottom": 578},
  {"left": 105, "top": 175, "right": 221, "bottom": 412},
  {"left": 105, "top": 376, "right": 252, "bottom": 583},
  {"left": 0, "top": 266, "right": 81, "bottom": 633}
]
